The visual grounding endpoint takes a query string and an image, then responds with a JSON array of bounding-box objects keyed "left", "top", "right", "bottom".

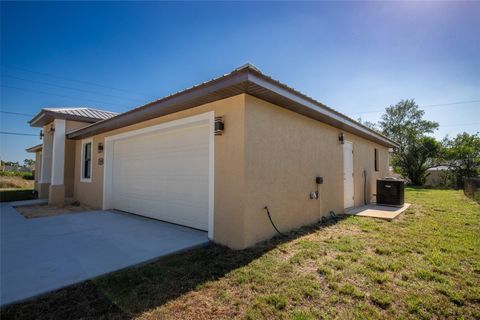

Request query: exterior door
[{"left": 343, "top": 141, "right": 354, "bottom": 209}]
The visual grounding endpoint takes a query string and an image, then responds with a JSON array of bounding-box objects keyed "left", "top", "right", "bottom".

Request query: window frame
[
  {"left": 374, "top": 148, "right": 379, "bottom": 172},
  {"left": 80, "top": 138, "right": 93, "bottom": 183}
]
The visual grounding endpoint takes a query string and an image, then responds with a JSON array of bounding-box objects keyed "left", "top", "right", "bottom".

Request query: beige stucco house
[{"left": 26, "top": 64, "right": 397, "bottom": 249}]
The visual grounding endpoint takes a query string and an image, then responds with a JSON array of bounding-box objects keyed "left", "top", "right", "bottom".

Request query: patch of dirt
[
  {"left": 15, "top": 202, "right": 92, "bottom": 219},
  {"left": 0, "top": 176, "right": 34, "bottom": 189}
]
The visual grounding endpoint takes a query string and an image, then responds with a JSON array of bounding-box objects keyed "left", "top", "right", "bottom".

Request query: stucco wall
[
  {"left": 34, "top": 151, "right": 41, "bottom": 182},
  {"left": 73, "top": 95, "right": 247, "bottom": 248},
  {"left": 64, "top": 140, "right": 76, "bottom": 197},
  {"left": 34, "top": 151, "right": 42, "bottom": 192},
  {"left": 63, "top": 121, "right": 90, "bottom": 198},
  {"left": 66, "top": 120, "right": 91, "bottom": 133},
  {"left": 70, "top": 93, "right": 390, "bottom": 249},
  {"left": 242, "top": 95, "right": 390, "bottom": 247}
]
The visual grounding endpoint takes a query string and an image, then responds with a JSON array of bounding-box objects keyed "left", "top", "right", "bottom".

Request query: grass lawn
[{"left": 2, "top": 188, "right": 479, "bottom": 319}]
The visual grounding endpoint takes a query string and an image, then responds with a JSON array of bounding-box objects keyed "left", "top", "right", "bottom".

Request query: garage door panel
[
  {"left": 113, "top": 192, "right": 208, "bottom": 212},
  {"left": 111, "top": 122, "right": 210, "bottom": 230},
  {"left": 114, "top": 144, "right": 209, "bottom": 161},
  {"left": 113, "top": 181, "right": 208, "bottom": 203},
  {"left": 114, "top": 194, "right": 208, "bottom": 212},
  {"left": 114, "top": 150, "right": 208, "bottom": 176},
  {"left": 113, "top": 196, "right": 208, "bottom": 228},
  {"left": 113, "top": 172, "right": 208, "bottom": 194}
]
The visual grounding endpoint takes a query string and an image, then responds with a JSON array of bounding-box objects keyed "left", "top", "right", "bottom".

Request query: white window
[{"left": 81, "top": 139, "right": 93, "bottom": 182}]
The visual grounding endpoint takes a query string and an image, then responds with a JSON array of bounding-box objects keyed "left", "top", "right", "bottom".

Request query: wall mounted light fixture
[
  {"left": 215, "top": 116, "right": 225, "bottom": 135},
  {"left": 39, "top": 130, "right": 44, "bottom": 140},
  {"left": 338, "top": 132, "right": 344, "bottom": 144},
  {"left": 98, "top": 142, "right": 104, "bottom": 153}
]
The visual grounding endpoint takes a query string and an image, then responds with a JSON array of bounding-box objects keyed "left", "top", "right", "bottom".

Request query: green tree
[
  {"left": 24, "top": 159, "right": 35, "bottom": 167},
  {"left": 442, "top": 132, "right": 480, "bottom": 188},
  {"left": 357, "top": 117, "right": 379, "bottom": 132},
  {"left": 3, "top": 161, "right": 20, "bottom": 167},
  {"left": 379, "top": 99, "right": 440, "bottom": 185}
]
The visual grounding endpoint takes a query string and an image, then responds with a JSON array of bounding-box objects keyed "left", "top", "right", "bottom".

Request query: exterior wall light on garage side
[
  {"left": 215, "top": 116, "right": 224, "bottom": 135},
  {"left": 338, "top": 132, "right": 345, "bottom": 144}
]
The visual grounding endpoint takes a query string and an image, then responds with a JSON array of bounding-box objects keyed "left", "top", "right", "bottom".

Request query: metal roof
[
  {"left": 29, "top": 107, "right": 118, "bottom": 127},
  {"left": 26, "top": 144, "right": 42, "bottom": 153},
  {"left": 66, "top": 64, "right": 397, "bottom": 148}
]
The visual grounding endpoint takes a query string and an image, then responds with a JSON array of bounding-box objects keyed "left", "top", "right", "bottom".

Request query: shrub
[
  {"left": 22, "top": 173, "right": 34, "bottom": 180},
  {"left": 0, "top": 171, "right": 34, "bottom": 180},
  {"left": 0, "top": 189, "right": 36, "bottom": 202}
]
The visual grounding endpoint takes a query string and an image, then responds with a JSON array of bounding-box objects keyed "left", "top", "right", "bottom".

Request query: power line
[
  {"left": 421, "top": 100, "right": 480, "bottom": 108},
  {"left": 1, "top": 85, "right": 129, "bottom": 108},
  {"left": 0, "top": 131, "right": 37, "bottom": 136},
  {"left": 1, "top": 65, "right": 157, "bottom": 98},
  {"left": 2, "top": 74, "right": 147, "bottom": 104},
  {"left": 349, "top": 99, "right": 480, "bottom": 116},
  {"left": 0, "top": 111, "right": 35, "bottom": 117},
  {"left": 441, "top": 122, "right": 480, "bottom": 127}
]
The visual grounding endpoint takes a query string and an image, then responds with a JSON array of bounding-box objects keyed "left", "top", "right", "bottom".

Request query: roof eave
[
  {"left": 28, "top": 110, "right": 48, "bottom": 127},
  {"left": 26, "top": 144, "right": 42, "bottom": 153},
  {"left": 67, "top": 70, "right": 250, "bottom": 139},
  {"left": 29, "top": 110, "right": 103, "bottom": 127},
  {"left": 66, "top": 68, "right": 398, "bottom": 148},
  {"left": 245, "top": 71, "right": 398, "bottom": 148}
]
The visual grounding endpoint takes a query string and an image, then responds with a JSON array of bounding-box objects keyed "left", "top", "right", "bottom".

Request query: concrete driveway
[{"left": 0, "top": 200, "right": 209, "bottom": 307}]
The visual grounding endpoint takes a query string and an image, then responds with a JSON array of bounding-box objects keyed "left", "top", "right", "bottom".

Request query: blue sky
[{"left": 1, "top": 1, "right": 479, "bottom": 163}]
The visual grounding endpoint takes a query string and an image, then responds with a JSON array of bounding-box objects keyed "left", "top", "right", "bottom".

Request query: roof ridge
[
  {"left": 83, "top": 107, "right": 119, "bottom": 114},
  {"left": 43, "top": 107, "right": 118, "bottom": 114},
  {"left": 235, "top": 63, "right": 261, "bottom": 72}
]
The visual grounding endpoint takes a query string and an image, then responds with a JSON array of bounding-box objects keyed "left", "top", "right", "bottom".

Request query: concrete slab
[
  {"left": 9, "top": 198, "right": 48, "bottom": 207},
  {"left": 343, "top": 203, "right": 411, "bottom": 220},
  {"left": 0, "top": 202, "right": 209, "bottom": 307}
]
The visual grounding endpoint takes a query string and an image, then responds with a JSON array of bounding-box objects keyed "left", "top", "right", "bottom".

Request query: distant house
[
  {"left": 18, "top": 166, "right": 33, "bottom": 173},
  {"left": 425, "top": 166, "right": 450, "bottom": 186},
  {"left": 0, "top": 164, "right": 32, "bottom": 173},
  {"left": 1, "top": 165, "right": 15, "bottom": 172},
  {"left": 25, "top": 64, "right": 397, "bottom": 249}
]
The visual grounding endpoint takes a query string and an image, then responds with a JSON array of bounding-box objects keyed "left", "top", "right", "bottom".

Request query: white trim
[
  {"left": 80, "top": 138, "right": 93, "bottom": 183},
  {"left": 207, "top": 111, "right": 215, "bottom": 239},
  {"left": 39, "top": 124, "right": 53, "bottom": 184},
  {"left": 51, "top": 119, "right": 66, "bottom": 185},
  {"left": 103, "top": 112, "right": 215, "bottom": 240}
]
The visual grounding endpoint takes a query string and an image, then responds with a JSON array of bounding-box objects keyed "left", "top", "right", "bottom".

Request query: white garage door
[{"left": 110, "top": 122, "right": 210, "bottom": 230}]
